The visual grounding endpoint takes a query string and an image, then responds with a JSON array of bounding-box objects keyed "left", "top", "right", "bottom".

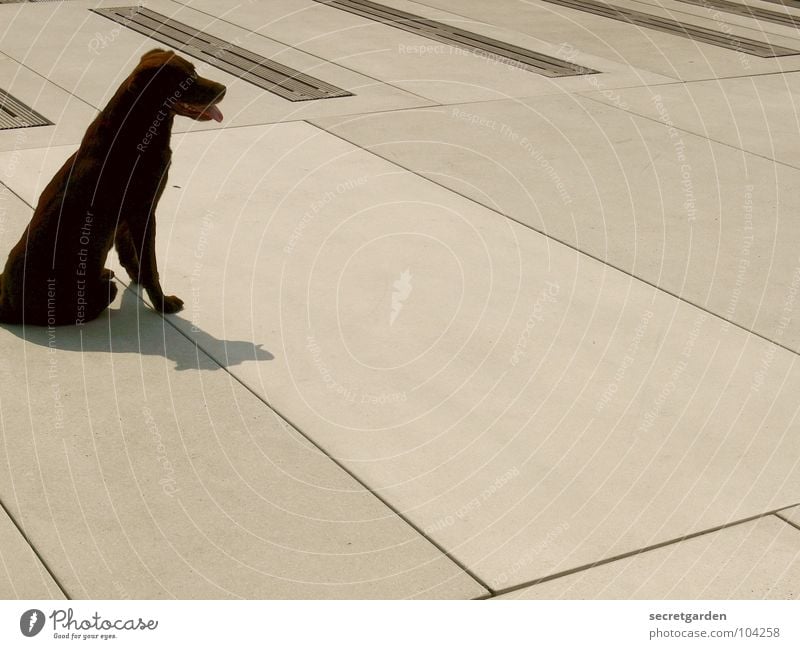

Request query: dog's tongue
[{"left": 204, "top": 104, "right": 223, "bottom": 122}]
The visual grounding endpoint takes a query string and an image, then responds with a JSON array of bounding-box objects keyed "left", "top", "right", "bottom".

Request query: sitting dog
[{"left": 0, "top": 49, "right": 225, "bottom": 326}]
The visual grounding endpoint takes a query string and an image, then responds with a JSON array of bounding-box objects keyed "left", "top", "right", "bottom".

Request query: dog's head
[{"left": 127, "top": 49, "right": 226, "bottom": 122}]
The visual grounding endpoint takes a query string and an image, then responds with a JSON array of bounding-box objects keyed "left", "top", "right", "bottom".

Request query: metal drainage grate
[
  {"left": 313, "top": 0, "right": 598, "bottom": 77},
  {"left": 539, "top": 0, "right": 800, "bottom": 57},
  {"left": 758, "top": 0, "right": 800, "bottom": 8},
  {"left": 0, "top": 90, "right": 52, "bottom": 130},
  {"left": 92, "top": 6, "right": 354, "bottom": 101},
  {"left": 676, "top": 0, "right": 800, "bottom": 29}
]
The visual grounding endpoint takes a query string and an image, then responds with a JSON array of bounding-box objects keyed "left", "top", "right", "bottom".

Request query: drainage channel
[
  {"left": 540, "top": 0, "right": 800, "bottom": 57},
  {"left": 758, "top": 0, "right": 800, "bottom": 8},
  {"left": 0, "top": 90, "right": 52, "bottom": 130},
  {"left": 676, "top": 0, "right": 800, "bottom": 29},
  {"left": 313, "top": 0, "right": 598, "bottom": 77},
  {"left": 93, "top": 6, "right": 353, "bottom": 101}
]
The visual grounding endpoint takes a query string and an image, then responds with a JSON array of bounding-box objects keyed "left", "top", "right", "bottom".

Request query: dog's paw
[{"left": 160, "top": 295, "right": 184, "bottom": 314}]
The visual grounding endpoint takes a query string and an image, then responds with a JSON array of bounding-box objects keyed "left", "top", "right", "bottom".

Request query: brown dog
[{"left": 0, "top": 49, "right": 226, "bottom": 326}]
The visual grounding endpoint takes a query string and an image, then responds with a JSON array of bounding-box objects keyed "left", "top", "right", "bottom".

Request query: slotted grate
[
  {"left": 313, "top": 0, "right": 598, "bottom": 77},
  {"left": 92, "top": 6, "right": 353, "bottom": 101},
  {"left": 0, "top": 90, "right": 52, "bottom": 130},
  {"left": 676, "top": 0, "right": 800, "bottom": 29},
  {"left": 539, "top": 0, "right": 800, "bottom": 57},
  {"left": 752, "top": 0, "right": 800, "bottom": 9},
  {"left": 758, "top": 0, "right": 800, "bottom": 8}
]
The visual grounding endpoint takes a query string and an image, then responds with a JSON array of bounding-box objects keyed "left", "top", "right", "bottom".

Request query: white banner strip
[{"left": 1, "top": 600, "right": 797, "bottom": 648}]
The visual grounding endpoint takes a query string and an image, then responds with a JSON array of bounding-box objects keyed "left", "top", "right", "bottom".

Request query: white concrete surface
[
  {"left": 0, "top": 188, "right": 484, "bottom": 598},
  {"left": 4, "top": 121, "right": 797, "bottom": 590},
  {"left": 407, "top": 0, "right": 800, "bottom": 79},
  {"left": 0, "top": 506, "right": 63, "bottom": 599},
  {"left": 177, "top": 0, "right": 675, "bottom": 103},
  {"left": 311, "top": 95, "right": 800, "bottom": 353},
  {"left": 778, "top": 505, "right": 800, "bottom": 529},
  {"left": 630, "top": 0, "right": 800, "bottom": 42},
  {"left": 0, "top": 301, "right": 485, "bottom": 598},
  {"left": 499, "top": 515, "right": 800, "bottom": 598},
  {"left": 583, "top": 72, "right": 800, "bottom": 167},
  {"left": 0, "top": 57, "right": 97, "bottom": 153},
  {"left": 2, "top": 0, "right": 799, "bottom": 600},
  {"left": 0, "top": 0, "right": 433, "bottom": 140}
]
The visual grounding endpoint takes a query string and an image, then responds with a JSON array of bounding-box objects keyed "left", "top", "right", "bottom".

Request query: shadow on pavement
[{"left": 1, "top": 286, "right": 274, "bottom": 371}]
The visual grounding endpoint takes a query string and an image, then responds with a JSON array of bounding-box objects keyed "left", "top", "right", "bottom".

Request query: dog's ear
[
  {"left": 127, "top": 49, "right": 176, "bottom": 95},
  {"left": 138, "top": 48, "right": 176, "bottom": 67},
  {"left": 141, "top": 48, "right": 171, "bottom": 60}
]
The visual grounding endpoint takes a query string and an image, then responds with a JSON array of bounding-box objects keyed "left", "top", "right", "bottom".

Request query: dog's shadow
[{"left": 2, "top": 286, "right": 273, "bottom": 371}]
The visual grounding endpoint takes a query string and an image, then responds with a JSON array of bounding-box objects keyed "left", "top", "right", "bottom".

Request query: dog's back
[
  {"left": 0, "top": 49, "right": 225, "bottom": 326},
  {"left": 0, "top": 149, "right": 104, "bottom": 325}
]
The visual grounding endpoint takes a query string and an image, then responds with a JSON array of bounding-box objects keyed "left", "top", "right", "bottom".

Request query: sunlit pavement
[{"left": 1, "top": 0, "right": 799, "bottom": 599}]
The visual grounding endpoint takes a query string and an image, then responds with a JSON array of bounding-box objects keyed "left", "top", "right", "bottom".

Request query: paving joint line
[
  {"left": 309, "top": 120, "right": 800, "bottom": 359},
  {"left": 490, "top": 505, "right": 800, "bottom": 597},
  {"left": 410, "top": 0, "right": 800, "bottom": 75},
  {"left": 402, "top": 0, "right": 615, "bottom": 56},
  {"left": 0, "top": 178, "right": 34, "bottom": 209},
  {"left": 628, "top": 0, "right": 800, "bottom": 37},
  {"left": 0, "top": 50, "right": 100, "bottom": 113},
  {"left": 674, "top": 69, "right": 800, "bottom": 84},
  {"left": 3, "top": 173, "right": 490, "bottom": 594},
  {"left": 2, "top": 69, "right": 797, "bottom": 597},
  {"left": 113, "top": 281, "right": 492, "bottom": 596},
  {"left": 580, "top": 91, "right": 800, "bottom": 172},
  {"left": 164, "top": 0, "right": 441, "bottom": 106},
  {"left": 775, "top": 508, "right": 800, "bottom": 531},
  {"left": 0, "top": 496, "right": 71, "bottom": 599}
]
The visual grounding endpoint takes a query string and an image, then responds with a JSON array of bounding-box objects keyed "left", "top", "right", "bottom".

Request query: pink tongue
[{"left": 203, "top": 104, "right": 223, "bottom": 122}]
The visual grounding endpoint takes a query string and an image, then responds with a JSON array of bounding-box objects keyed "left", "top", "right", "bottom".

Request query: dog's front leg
[{"left": 131, "top": 215, "right": 183, "bottom": 314}]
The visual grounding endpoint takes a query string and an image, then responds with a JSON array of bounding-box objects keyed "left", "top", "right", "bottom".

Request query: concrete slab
[
  {"left": 0, "top": 58, "right": 97, "bottom": 153},
  {"left": 0, "top": 505, "right": 64, "bottom": 598},
  {"left": 630, "top": 0, "right": 800, "bottom": 42},
  {"left": 583, "top": 72, "right": 800, "bottom": 168},
  {"left": 0, "top": 191, "right": 484, "bottom": 599},
  {"left": 177, "top": 0, "right": 675, "bottom": 103},
  {"left": 0, "top": 178, "right": 32, "bottom": 255},
  {"left": 311, "top": 94, "right": 800, "bottom": 353},
  {"left": 4, "top": 122, "right": 797, "bottom": 590},
  {"left": 593, "top": 0, "right": 800, "bottom": 46},
  {"left": 777, "top": 505, "right": 800, "bottom": 528},
  {"left": 0, "top": 0, "right": 431, "bottom": 142},
  {"left": 405, "top": 0, "right": 800, "bottom": 79},
  {"left": 498, "top": 515, "right": 800, "bottom": 598}
]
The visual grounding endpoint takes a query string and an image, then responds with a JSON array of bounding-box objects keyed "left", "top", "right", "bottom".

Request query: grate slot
[
  {"left": 92, "top": 6, "right": 354, "bottom": 101},
  {"left": 538, "top": 0, "right": 800, "bottom": 56},
  {"left": 758, "top": 0, "right": 800, "bottom": 8},
  {"left": 676, "top": 0, "right": 800, "bottom": 29},
  {"left": 313, "top": 0, "right": 599, "bottom": 76},
  {"left": 0, "top": 89, "right": 52, "bottom": 130}
]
